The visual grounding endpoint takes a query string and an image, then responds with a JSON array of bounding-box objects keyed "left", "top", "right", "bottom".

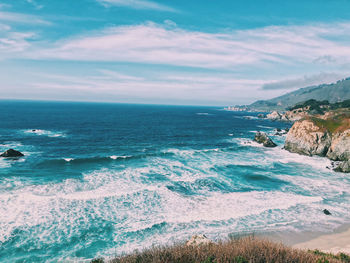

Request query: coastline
[
  {"left": 254, "top": 223, "right": 350, "bottom": 255},
  {"left": 292, "top": 224, "right": 350, "bottom": 254}
]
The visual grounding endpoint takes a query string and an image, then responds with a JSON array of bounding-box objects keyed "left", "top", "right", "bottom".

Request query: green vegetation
[
  {"left": 91, "top": 236, "right": 349, "bottom": 263},
  {"left": 311, "top": 249, "right": 350, "bottom": 263},
  {"left": 288, "top": 99, "right": 330, "bottom": 114},
  {"left": 331, "top": 99, "right": 350, "bottom": 110},
  {"left": 288, "top": 99, "right": 350, "bottom": 114},
  {"left": 311, "top": 117, "right": 343, "bottom": 133}
]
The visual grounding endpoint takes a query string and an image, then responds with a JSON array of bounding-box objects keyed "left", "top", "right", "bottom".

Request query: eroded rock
[
  {"left": 254, "top": 132, "right": 277, "bottom": 147},
  {"left": 284, "top": 120, "right": 331, "bottom": 156}
]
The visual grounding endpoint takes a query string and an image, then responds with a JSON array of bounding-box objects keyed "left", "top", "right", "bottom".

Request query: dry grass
[
  {"left": 91, "top": 236, "right": 350, "bottom": 263},
  {"left": 308, "top": 109, "right": 350, "bottom": 134}
]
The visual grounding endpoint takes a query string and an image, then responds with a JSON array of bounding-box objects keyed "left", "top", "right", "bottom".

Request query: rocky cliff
[
  {"left": 284, "top": 120, "right": 331, "bottom": 156},
  {"left": 284, "top": 109, "right": 350, "bottom": 172}
]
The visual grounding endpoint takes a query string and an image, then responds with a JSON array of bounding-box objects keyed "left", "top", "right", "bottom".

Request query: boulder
[
  {"left": 186, "top": 235, "right": 213, "bottom": 247},
  {"left": 327, "top": 129, "right": 350, "bottom": 161},
  {"left": 334, "top": 160, "right": 350, "bottom": 173},
  {"left": 254, "top": 132, "right": 277, "bottom": 147},
  {"left": 0, "top": 149, "right": 24, "bottom": 157},
  {"left": 323, "top": 209, "right": 331, "bottom": 215},
  {"left": 266, "top": 111, "right": 282, "bottom": 121},
  {"left": 284, "top": 120, "right": 331, "bottom": 156}
]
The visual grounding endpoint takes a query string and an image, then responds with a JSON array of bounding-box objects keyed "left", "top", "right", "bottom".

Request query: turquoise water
[{"left": 0, "top": 101, "right": 349, "bottom": 262}]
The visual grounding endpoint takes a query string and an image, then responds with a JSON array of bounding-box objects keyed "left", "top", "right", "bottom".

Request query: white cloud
[
  {"left": 261, "top": 72, "right": 348, "bottom": 90},
  {"left": 26, "top": 0, "right": 44, "bottom": 10},
  {"left": 23, "top": 70, "right": 272, "bottom": 105},
  {"left": 30, "top": 22, "right": 350, "bottom": 70},
  {"left": 97, "top": 0, "right": 176, "bottom": 12},
  {"left": 3, "top": 20, "right": 350, "bottom": 104},
  {"left": 0, "top": 11, "right": 49, "bottom": 25},
  {"left": 0, "top": 24, "right": 35, "bottom": 54}
]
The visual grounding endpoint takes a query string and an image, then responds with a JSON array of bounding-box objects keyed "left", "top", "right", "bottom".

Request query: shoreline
[
  {"left": 292, "top": 224, "right": 350, "bottom": 255},
  {"left": 255, "top": 223, "right": 350, "bottom": 255}
]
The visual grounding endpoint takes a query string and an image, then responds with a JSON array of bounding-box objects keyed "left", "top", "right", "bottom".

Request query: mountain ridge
[{"left": 249, "top": 77, "right": 350, "bottom": 111}]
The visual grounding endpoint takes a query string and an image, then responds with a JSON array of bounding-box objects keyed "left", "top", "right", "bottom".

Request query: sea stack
[{"left": 254, "top": 132, "right": 277, "bottom": 147}]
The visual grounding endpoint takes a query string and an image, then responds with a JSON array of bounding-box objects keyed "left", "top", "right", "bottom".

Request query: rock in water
[
  {"left": 0, "top": 149, "right": 24, "bottom": 157},
  {"left": 257, "top": 114, "right": 265, "bottom": 119},
  {"left": 186, "top": 235, "right": 213, "bottom": 246},
  {"left": 334, "top": 160, "right": 350, "bottom": 173},
  {"left": 323, "top": 209, "right": 331, "bottom": 215},
  {"left": 254, "top": 132, "right": 277, "bottom": 147}
]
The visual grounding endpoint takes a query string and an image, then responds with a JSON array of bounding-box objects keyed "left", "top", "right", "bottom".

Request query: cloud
[
  {"left": 26, "top": 0, "right": 44, "bottom": 10},
  {"left": 97, "top": 0, "right": 176, "bottom": 12},
  {"left": 3, "top": 20, "right": 350, "bottom": 105},
  {"left": 261, "top": 72, "right": 347, "bottom": 90},
  {"left": 0, "top": 11, "right": 50, "bottom": 25},
  {"left": 28, "top": 21, "right": 350, "bottom": 70},
  {"left": 0, "top": 24, "right": 36, "bottom": 54},
  {"left": 18, "top": 69, "right": 271, "bottom": 105}
]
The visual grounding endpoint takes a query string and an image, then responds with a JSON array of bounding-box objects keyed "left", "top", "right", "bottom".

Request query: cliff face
[
  {"left": 284, "top": 120, "right": 331, "bottom": 156},
  {"left": 284, "top": 110, "right": 350, "bottom": 172},
  {"left": 326, "top": 130, "right": 350, "bottom": 161}
]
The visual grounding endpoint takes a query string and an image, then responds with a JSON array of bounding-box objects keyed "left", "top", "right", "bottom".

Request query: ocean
[{"left": 0, "top": 100, "right": 349, "bottom": 262}]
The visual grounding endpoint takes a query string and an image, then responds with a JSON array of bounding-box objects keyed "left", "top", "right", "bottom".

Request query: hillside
[{"left": 250, "top": 77, "right": 350, "bottom": 111}]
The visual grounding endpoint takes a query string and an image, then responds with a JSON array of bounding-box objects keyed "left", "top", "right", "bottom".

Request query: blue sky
[{"left": 1, "top": 0, "right": 350, "bottom": 105}]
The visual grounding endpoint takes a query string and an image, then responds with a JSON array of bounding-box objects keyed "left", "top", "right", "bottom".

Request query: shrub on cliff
[{"left": 92, "top": 236, "right": 348, "bottom": 263}]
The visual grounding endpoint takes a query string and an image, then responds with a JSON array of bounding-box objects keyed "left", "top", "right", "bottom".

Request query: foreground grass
[{"left": 92, "top": 236, "right": 350, "bottom": 263}]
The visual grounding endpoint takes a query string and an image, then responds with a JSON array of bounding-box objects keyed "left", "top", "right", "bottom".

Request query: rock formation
[
  {"left": 266, "top": 111, "right": 282, "bottom": 121},
  {"left": 284, "top": 120, "right": 331, "bottom": 156},
  {"left": 334, "top": 160, "right": 350, "bottom": 173},
  {"left": 284, "top": 110, "right": 350, "bottom": 172},
  {"left": 326, "top": 130, "right": 350, "bottom": 161},
  {"left": 186, "top": 235, "right": 213, "bottom": 246},
  {"left": 0, "top": 149, "right": 24, "bottom": 157},
  {"left": 254, "top": 132, "right": 277, "bottom": 147}
]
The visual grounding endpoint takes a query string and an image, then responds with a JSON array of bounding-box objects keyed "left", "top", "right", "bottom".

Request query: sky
[{"left": 1, "top": 0, "right": 350, "bottom": 105}]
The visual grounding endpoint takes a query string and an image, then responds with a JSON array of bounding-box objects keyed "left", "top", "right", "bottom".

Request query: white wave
[
  {"left": 23, "top": 129, "right": 66, "bottom": 138},
  {"left": 235, "top": 138, "right": 264, "bottom": 148},
  {"left": 269, "top": 147, "right": 332, "bottom": 171},
  {"left": 0, "top": 141, "right": 23, "bottom": 148},
  {"left": 110, "top": 155, "right": 131, "bottom": 160},
  {"left": 161, "top": 190, "right": 323, "bottom": 223},
  {"left": 0, "top": 159, "right": 11, "bottom": 168},
  {"left": 2, "top": 139, "right": 350, "bottom": 261},
  {"left": 63, "top": 158, "right": 74, "bottom": 162},
  {"left": 257, "top": 125, "right": 274, "bottom": 129},
  {"left": 164, "top": 148, "right": 220, "bottom": 156},
  {"left": 196, "top": 112, "right": 212, "bottom": 116}
]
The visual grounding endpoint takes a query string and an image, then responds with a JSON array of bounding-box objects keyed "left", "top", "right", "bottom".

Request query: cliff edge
[{"left": 284, "top": 109, "right": 350, "bottom": 172}]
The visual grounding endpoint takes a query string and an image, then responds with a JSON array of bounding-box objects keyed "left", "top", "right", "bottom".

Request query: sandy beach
[{"left": 293, "top": 227, "right": 350, "bottom": 255}]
